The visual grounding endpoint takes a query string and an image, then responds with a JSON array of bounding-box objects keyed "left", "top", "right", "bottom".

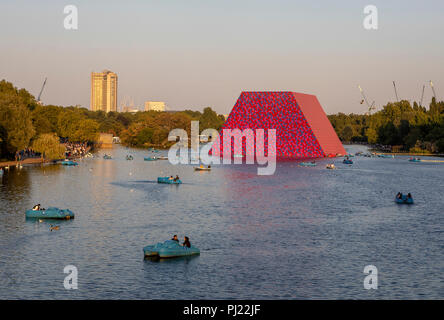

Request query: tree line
[
  {"left": 328, "top": 98, "right": 444, "bottom": 153},
  {"left": 2, "top": 78, "right": 443, "bottom": 161},
  {"left": 0, "top": 80, "right": 225, "bottom": 160}
]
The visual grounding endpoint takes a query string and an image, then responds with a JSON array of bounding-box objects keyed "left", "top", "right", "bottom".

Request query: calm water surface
[{"left": 0, "top": 145, "right": 443, "bottom": 299}]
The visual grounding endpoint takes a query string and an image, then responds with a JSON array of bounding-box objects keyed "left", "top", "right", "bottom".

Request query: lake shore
[
  {"left": 369, "top": 150, "right": 444, "bottom": 157},
  {"left": 0, "top": 157, "right": 54, "bottom": 168}
]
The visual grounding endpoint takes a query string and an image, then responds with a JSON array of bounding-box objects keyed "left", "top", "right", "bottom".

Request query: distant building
[
  {"left": 91, "top": 70, "right": 118, "bottom": 113},
  {"left": 122, "top": 106, "right": 140, "bottom": 113},
  {"left": 145, "top": 101, "right": 166, "bottom": 112},
  {"left": 98, "top": 133, "right": 113, "bottom": 149}
]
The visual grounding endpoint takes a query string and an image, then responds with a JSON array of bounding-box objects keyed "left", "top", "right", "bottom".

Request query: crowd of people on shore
[
  {"left": 64, "top": 142, "right": 89, "bottom": 158},
  {"left": 12, "top": 141, "right": 90, "bottom": 162},
  {"left": 15, "top": 148, "right": 40, "bottom": 161}
]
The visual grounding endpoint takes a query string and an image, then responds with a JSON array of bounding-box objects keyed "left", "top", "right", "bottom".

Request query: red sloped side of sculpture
[{"left": 292, "top": 93, "right": 346, "bottom": 156}]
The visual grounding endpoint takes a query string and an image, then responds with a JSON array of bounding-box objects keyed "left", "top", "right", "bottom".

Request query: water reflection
[{"left": 0, "top": 167, "right": 31, "bottom": 236}]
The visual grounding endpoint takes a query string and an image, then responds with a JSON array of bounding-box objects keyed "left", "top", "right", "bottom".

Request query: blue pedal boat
[
  {"left": 61, "top": 160, "right": 78, "bottom": 166},
  {"left": 144, "top": 240, "right": 200, "bottom": 258},
  {"left": 395, "top": 195, "right": 414, "bottom": 204},
  {"left": 103, "top": 154, "right": 112, "bottom": 159},
  {"left": 157, "top": 177, "right": 182, "bottom": 184},
  {"left": 25, "top": 207, "right": 75, "bottom": 219},
  {"left": 409, "top": 158, "right": 421, "bottom": 162},
  {"left": 299, "top": 162, "right": 317, "bottom": 167},
  {"left": 144, "top": 156, "right": 157, "bottom": 161},
  {"left": 378, "top": 154, "right": 394, "bottom": 158},
  {"left": 343, "top": 159, "right": 353, "bottom": 164}
]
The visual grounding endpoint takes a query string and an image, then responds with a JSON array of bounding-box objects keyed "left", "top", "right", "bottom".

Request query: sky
[{"left": 1, "top": 0, "right": 444, "bottom": 115}]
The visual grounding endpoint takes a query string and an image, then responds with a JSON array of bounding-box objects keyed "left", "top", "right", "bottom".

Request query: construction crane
[
  {"left": 430, "top": 80, "right": 437, "bottom": 100},
  {"left": 419, "top": 85, "right": 425, "bottom": 107},
  {"left": 37, "top": 77, "right": 47, "bottom": 104},
  {"left": 358, "top": 85, "right": 376, "bottom": 115},
  {"left": 393, "top": 81, "right": 399, "bottom": 102}
]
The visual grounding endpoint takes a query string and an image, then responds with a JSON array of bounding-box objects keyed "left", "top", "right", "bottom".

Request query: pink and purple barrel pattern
[{"left": 211, "top": 91, "right": 345, "bottom": 159}]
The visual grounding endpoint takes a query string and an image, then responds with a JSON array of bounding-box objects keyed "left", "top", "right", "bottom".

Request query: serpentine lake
[{"left": 0, "top": 145, "right": 442, "bottom": 299}]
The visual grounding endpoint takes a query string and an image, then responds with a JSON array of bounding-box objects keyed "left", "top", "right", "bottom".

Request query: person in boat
[
  {"left": 171, "top": 235, "right": 179, "bottom": 242},
  {"left": 183, "top": 236, "right": 191, "bottom": 248},
  {"left": 32, "top": 204, "right": 41, "bottom": 211},
  {"left": 397, "top": 192, "right": 403, "bottom": 199},
  {"left": 208, "top": 165, "right": 211, "bottom": 169},
  {"left": 174, "top": 175, "right": 179, "bottom": 181},
  {"left": 407, "top": 193, "right": 412, "bottom": 199},
  {"left": 169, "top": 175, "right": 174, "bottom": 180}
]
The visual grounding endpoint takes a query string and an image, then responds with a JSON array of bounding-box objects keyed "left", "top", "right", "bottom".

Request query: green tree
[
  {"left": 365, "top": 127, "right": 378, "bottom": 144},
  {"left": 340, "top": 125, "right": 353, "bottom": 142},
  {"left": 32, "top": 112, "right": 53, "bottom": 135},
  {"left": 200, "top": 107, "right": 223, "bottom": 131},
  {"left": 72, "top": 119, "right": 100, "bottom": 142},
  {"left": 436, "top": 138, "right": 444, "bottom": 153},
  {"left": 56, "top": 110, "right": 83, "bottom": 139},
  {"left": 404, "top": 127, "right": 422, "bottom": 149},
  {"left": 0, "top": 81, "right": 36, "bottom": 156},
  {"left": 32, "top": 133, "right": 66, "bottom": 160},
  {"left": 136, "top": 127, "right": 154, "bottom": 146},
  {"left": 32, "top": 105, "right": 62, "bottom": 134},
  {"left": 56, "top": 110, "right": 99, "bottom": 142},
  {"left": 99, "top": 118, "right": 124, "bottom": 136}
]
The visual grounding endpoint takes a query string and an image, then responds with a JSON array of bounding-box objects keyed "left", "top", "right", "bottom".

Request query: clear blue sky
[{"left": 1, "top": 0, "right": 443, "bottom": 114}]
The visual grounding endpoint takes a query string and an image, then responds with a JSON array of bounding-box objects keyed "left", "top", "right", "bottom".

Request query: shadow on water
[
  {"left": 25, "top": 217, "right": 76, "bottom": 224},
  {"left": 111, "top": 180, "right": 190, "bottom": 190},
  {"left": 34, "top": 162, "right": 62, "bottom": 171},
  {"left": 131, "top": 180, "right": 159, "bottom": 184},
  {"left": 0, "top": 166, "right": 31, "bottom": 190},
  {"left": 144, "top": 254, "right": 200, "bottom": 264},
  {"left": 0, "top": 167, "right": 31, "bottom": 230},
  {"left": 132, "top": 180, "right": 192, "bottom": 185},
  {"left": 110, "top": 181, "right": 158, "bottom": 191}
]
